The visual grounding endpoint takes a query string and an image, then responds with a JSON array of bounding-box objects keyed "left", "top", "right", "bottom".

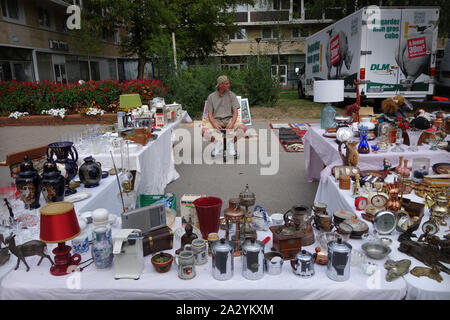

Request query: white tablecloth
[
  {"left": 0, "top": 216, "right": 406, "bottom": 300},
  {"left": 315, "top": 174, "right": 450, "bottom": 300},
  {"left": 79, "top": 111, "right": 191, "bottom": 195},
  {"left": 303, "top": 125, "right": 450, "bottom": 183}
]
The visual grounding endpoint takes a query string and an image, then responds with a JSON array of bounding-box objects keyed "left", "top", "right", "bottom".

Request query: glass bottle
[
  {"left": 357, "top": 126, "right": 370, "bottom": 154},
  {"left": 321, "top": 104, "right": 337, "bottom": 130}
]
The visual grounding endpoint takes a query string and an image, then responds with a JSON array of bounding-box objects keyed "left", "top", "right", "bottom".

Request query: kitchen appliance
[
  {"left": 327, "top": 238, "right": 352, "bottom": 281},
  {"left": 212, "top": 238, "right": 234, "bottom": 281},
  {"left": 121, "top": 202, "right": 166, "bottom": 233},
  {"left": 113, "top": 229, "right": 144, "bottom": 280},
  {"left": 270, "top": 213, "right": 304, "bottom": 260}
]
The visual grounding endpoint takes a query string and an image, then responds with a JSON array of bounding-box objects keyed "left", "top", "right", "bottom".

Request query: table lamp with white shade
[{"left": 314, "top": 80, "right": 344, "bottom": 129}]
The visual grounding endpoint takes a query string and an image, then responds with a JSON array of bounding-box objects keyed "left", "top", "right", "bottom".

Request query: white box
[{"left": 180, "top": 194, "right": 206, "bottom": 229}]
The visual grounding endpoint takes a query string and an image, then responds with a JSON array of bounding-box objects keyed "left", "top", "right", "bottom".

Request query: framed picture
[
  {"left": 201, "top": 101, "right": 209, "bottom": 126},
  {"left": 240, "top": 98, "right": 252, "bottom": 126}
]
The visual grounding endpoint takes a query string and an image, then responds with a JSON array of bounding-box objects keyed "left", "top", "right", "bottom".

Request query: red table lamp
[{"left": 40, "top": 202, "right": 82, "bottom": 276}]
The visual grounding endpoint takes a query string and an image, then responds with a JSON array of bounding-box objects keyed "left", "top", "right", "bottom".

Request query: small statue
[
  {"left": 411, "top": 266, "right": 443, "bottom": 283},
  {"left": 4, "top": 233, "right": 54, "bottom": 272},
  {"left": 352, "top": 174, "right": 361, "bottom": 197},
  {"left": 384, "top": 259, "right": 411, "bottom": 282},
  {"left": 383, "top": 158, "right": 392, "bottom": 175},
  {"left": 175, "top": 223, "right": 198, "bottom": 255}
]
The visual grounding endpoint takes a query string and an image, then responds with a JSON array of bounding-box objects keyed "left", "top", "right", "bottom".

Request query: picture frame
[
  {"left": 240, "top": 98, "right": 252, "bottom": 126},
  {"left": 332, "top": 166, "right": 360, "bottom": 181}
]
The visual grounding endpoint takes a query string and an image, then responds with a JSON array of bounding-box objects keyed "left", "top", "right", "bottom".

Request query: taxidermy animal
[
  {"left": 344, "top": 80, "right": 362, "bottom": 123},
  {"left": 381, "top": 95, "right": 413, "bottom": 122},
  {"left": 4, "top": 233, "right": 54, "bottom": 272},
  {"left": 325, "top": 29, "right": 353, "bottom": 79},
  {"left": 395, "top": 25, "right": 434, "bottom": 91},
  {"left": 338, "top": 141, "right": 359, "bottom": 166}
]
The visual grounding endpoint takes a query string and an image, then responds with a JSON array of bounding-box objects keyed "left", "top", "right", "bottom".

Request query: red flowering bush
[
  {"left": 0, "top": 79, "right": 167, "bottom": 116},
  {"left": 395, "top": 116, "right": 411, "bottom": 130}
]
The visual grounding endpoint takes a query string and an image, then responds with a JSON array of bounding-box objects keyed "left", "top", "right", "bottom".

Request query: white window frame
[
  {"left": 229, "top": 28, "right": 247, "bottom": 42},
  {"left": 262, "top": 27, "right": 280, "bottom": 40},
  {"left": 114, "top": 29, "right": 120, "bottom": 44},
  {"left": 1, "top": 0, "right": 25, "bottom": 23}
]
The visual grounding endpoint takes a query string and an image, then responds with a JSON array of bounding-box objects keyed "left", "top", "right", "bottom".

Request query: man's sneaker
[
  {"left": 227, "top": 141, "right": 236, "bottom": 156},
  {"left": 211, "top": 140, "right": 223, "bottom": 157}
]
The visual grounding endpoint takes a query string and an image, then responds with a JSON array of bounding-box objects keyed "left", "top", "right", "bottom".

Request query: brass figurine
[
  {"left": 384, "top": 259, "right": 411, "bottom": 282},
  {"left": 411, "top": 266, "right": 443, "bottom": 283}
]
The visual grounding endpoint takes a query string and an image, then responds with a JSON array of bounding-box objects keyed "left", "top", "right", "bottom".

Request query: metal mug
[
  {"left": 174, "top": 244, "right": 196, "bottom": 280},
  {"left": 191, "top": 238, "right": 208, "bottom": 265},
  {"left": 264, "top": 251, "right": 284, "bottom": 275}
]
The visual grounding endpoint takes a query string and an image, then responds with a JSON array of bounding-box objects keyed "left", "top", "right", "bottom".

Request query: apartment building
[
  {"left": 219, "top": 0, "right": 341, "bottom": 87},
  {"left": 0, "top": 0, "right": 150, "bottom": 83}
]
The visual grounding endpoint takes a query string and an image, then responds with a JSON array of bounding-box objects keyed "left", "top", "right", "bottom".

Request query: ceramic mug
[
  {"left": 174, "top": 245, "right": 196, "bottom": 280},
  {"left": 270, "top": 213, "right": 284, "bottom": 226},
  {"left": 191, "top": 239, "right": 208, "bottom": 265}
]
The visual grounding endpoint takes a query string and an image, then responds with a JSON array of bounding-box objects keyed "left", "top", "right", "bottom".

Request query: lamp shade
[
  {"left": 314, "top": 80, "right": 344, "bottom": 103},
  {"left": 119, "top": 94, "right": 142, "bottom": 110},
  {"left": 40, "top": 202, "right": 80, "bottom": 243}
]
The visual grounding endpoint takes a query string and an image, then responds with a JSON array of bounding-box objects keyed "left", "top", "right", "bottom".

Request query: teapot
[
  {"left": 425, "top": 192, "right": 448, "bottom": 226},
  {"left": 291, "top": 250, "right": 316, "bottom": 278}
]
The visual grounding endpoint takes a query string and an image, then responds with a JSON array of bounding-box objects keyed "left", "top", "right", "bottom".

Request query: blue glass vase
[
  {"left": 358, "top": 126, "right": 370, "bottom": 154},
  {"left": 91, "top": 226, "right": 113, "bottom": 269},
  {"left": 321, "top": 104, "right": 337, "bottom": 130}
]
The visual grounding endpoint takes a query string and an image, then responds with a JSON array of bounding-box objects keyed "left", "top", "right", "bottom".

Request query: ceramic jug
[
  {"left": 174, "top": 244, "right": 196, "bottom": 280},
  {"left": 212, "top": 238, "right": 234, "bottom": 281},
  {"left": 46, "top": 141, "right": 78, "bottom": 195},
  {"left": 91, "top": 226, "right": 113, "bottom": 269},
  {"left": 40, "top": 158, "right": 65, "bottom": 203},
  {"left": 15, "top": 156, "right": 41, "bottom": 210},
  {"left": 78, "top": 156, "right": 102, "bottom": 188}
]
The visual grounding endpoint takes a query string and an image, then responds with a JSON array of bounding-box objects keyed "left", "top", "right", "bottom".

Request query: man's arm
[
  {"left": 226, "top": 108, "right": 238, "bottom": 130},
  {"left": 208, "top": 109, "right": 221, "bottom": 130}
]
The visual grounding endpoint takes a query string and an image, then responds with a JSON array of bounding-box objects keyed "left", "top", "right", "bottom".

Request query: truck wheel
[{"left": 298, "top": 83, "right": 304, "bottom": 99}]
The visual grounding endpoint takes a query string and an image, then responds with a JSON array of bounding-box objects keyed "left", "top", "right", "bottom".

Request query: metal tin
[
  {"left": 212, "top": 239, "right": 234, "bottom": 281},
  {"left": 291, "top": 250, "right": 315, "bottom": 278},
  {"left": 242, "top": 239, "right": 264, "bottom": 280},
  {"left": 264, "top": 252, "right": 284, "bottom": 275},
  {"left": 327, "top": 238, "right": 352, "bottom": 281}
]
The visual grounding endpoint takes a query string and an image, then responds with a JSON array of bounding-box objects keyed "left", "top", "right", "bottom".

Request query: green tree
[{"left": 86, "top": 0, "right": 256, "bottom": 79}]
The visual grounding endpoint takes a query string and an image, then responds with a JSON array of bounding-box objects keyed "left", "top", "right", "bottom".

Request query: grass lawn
[{"left": 251, "top": 89, "right": 345, "bottom": 121}]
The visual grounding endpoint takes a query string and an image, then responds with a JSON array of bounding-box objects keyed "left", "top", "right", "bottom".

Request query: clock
[
  {"left": 422, "top": 220, "right": 438, "bottom": 235},
  {"left": 368, "top": 192, "right": 389, "bottom": 210},
  {"left": 355, "top": 196, "right": 369, "bottom": 211},
  {"left": 373, "top": 210, "right": 396, "bottom": 235}
]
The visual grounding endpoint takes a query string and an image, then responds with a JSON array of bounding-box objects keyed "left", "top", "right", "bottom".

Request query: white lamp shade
[{"left": 314, "top": 80, "right": 344, "bottom": 103}]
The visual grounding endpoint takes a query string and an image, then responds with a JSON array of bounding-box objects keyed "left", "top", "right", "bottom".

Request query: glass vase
[
  {"left": 91, "top": 226, "right": 113, "bottom": 269},
  {"left": 357, "top": 126, "right": 370, "bottom": 154},
  {"left": 321, "top": 104, "right": 337, "bottom": 130},
  {"left": 406, "top": 128, "right": 422, "bottom": 152},
  {"left": 391, "top": 129, "right": 405, "bottom": 152}
]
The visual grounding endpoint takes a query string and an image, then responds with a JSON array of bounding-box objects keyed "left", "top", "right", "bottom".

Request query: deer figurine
[{"left": 4, "top": 233, "right": 54, "bottom": 272}]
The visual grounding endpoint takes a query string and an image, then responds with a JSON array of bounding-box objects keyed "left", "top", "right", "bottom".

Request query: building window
[
  {"left": 114, "top": 29, "right": 120, "bottom": 44},
  {"left": 292, "top": 26, "right": 309, "bottom": 39},
  {"left": 1, "top": 0, "right": 19, "bottom": 20},
  {"left": 273, "top": 0, "right": 281, "bottom": 10},
  {"left": 230, "top": 28, "right": 247, "bottom": 41},
  {"left": 38, "top": 7, "right": 51, "bottom": 27},
  {"left": 262, "top": 27, "right": 279, "bottom": 39},
  {"left": 273, "top": 0, "right": 289, "bottom": 10}
]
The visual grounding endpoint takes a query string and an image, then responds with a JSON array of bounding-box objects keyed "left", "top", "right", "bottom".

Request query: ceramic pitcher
[{"left": 174, "top": 244, "right": 196, "bottom": 280}]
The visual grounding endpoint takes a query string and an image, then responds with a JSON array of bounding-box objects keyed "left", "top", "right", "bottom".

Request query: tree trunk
[
  {"left": 88, "top": 55, "right": 92, "bottom": 81},
  {"left": 137, "top": 56, "right": 146, "bottom": 79}
]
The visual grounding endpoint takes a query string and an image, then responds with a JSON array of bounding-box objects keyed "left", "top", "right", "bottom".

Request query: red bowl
[{"left": 151, "top": 252, "right": 174, "bottom": 273}]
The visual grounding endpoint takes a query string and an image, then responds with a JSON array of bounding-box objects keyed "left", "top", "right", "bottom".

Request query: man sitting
[{"left": 202, "top": 75, "right": 247, "bottom": 157}]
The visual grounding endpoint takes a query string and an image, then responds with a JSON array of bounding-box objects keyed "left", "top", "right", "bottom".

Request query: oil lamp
[{"left": 223, "top": 198, "right": 245, "bottom": 256}]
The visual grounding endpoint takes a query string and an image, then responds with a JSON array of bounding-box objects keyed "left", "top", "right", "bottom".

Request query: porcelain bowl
[
  {"left": 361, "top": 242, "right": 391, "bottom": 260},
  {"left": 151, "top": 252, "right": 174, "bottom": 273}
]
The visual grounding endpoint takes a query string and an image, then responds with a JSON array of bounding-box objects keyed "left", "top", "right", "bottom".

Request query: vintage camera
[{"left": 121, "top": 202, "right": 166, "bottom": 233}]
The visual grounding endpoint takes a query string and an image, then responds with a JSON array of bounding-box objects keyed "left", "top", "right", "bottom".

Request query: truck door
[
  {"left": 364, "top": 8, "right": 402, "bottom": 98},
  {"left": 397, "top": 8, "right": 439, "bottom": 96}
]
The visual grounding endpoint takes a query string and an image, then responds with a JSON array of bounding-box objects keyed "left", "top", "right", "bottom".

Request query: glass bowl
[{"left": 318, "top": 232, "right": 342, "bottom": 250}]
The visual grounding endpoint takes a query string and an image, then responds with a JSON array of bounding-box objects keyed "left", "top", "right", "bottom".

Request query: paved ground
[{"left": 0, "top": 120, "right": 320, "bottom": 216}]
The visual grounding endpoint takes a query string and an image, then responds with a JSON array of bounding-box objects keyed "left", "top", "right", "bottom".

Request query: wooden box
[
  {"left": 339, "top": 175, "right": 351, "bottom": 190},
  {"left": 269, "top": 226, "right": 303, "bottom": 260},
  {"left": 142, "top": 226, "right": 173, "bottom": 256}
]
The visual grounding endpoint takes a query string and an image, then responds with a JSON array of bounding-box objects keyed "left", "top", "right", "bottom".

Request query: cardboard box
[
  {"left": 359, "top": 107, "right": 374, "bottom": 117},
  {"left": 180, "top": 194, "right": 206, "bottom": 229}
]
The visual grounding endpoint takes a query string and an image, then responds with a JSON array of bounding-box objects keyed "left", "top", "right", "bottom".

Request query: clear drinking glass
[
  {"left": 391, "top": 129, "right": 405, "bottom": 152},
  {"left": 406, "top": 128, "right": 423, "bottom": 152}
]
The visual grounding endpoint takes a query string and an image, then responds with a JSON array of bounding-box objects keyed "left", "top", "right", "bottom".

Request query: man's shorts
[{"left": 203, "top": 118, "right": 244, "bottom": 130}]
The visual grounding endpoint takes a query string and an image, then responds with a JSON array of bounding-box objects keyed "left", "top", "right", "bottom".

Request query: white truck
[{"left": 299, "top": 6, "right": 440, "bottom": 102}]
